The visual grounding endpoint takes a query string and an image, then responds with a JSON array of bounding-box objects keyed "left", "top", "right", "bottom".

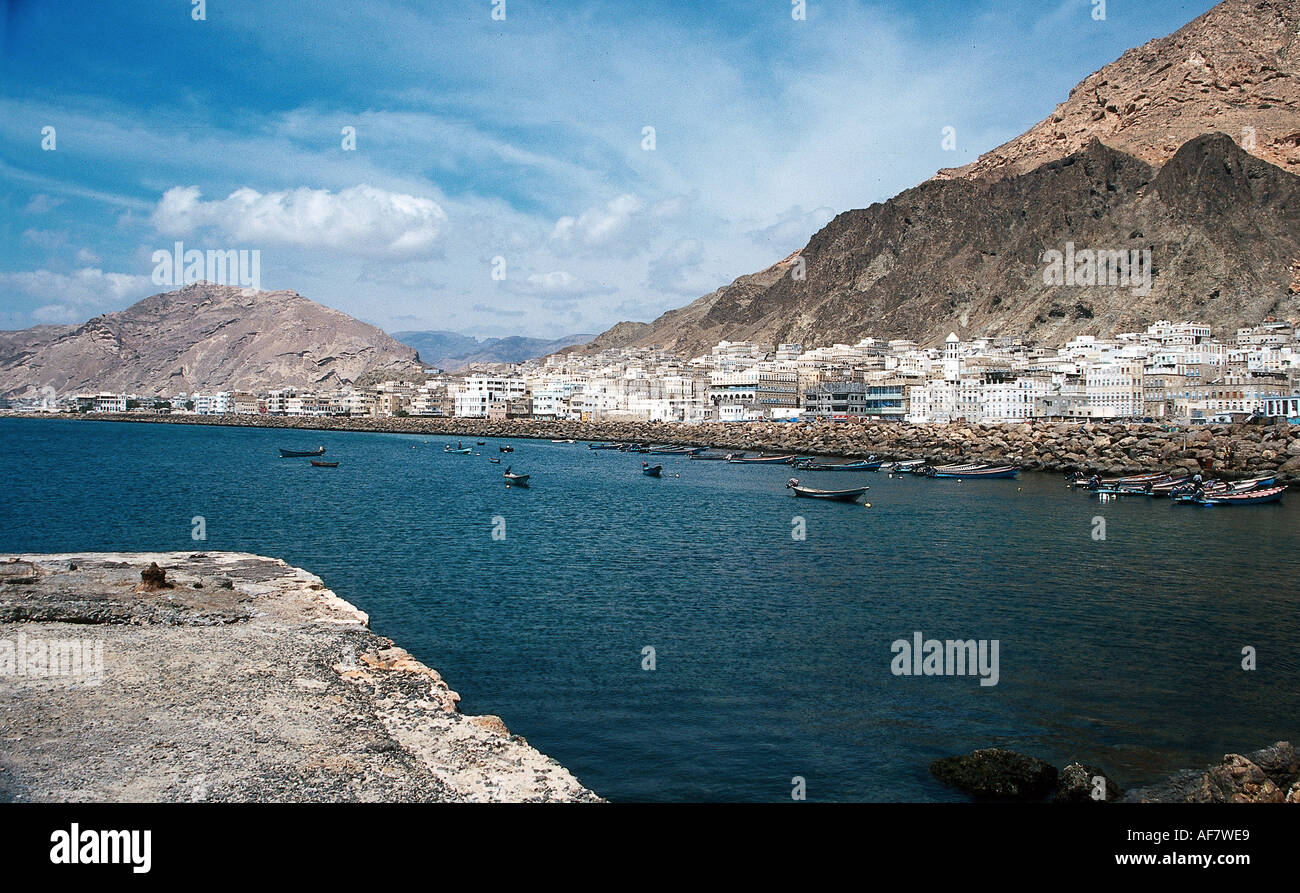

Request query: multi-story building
[
  {"left": 803, "top": 381, "right": 906, "bottom": 419},
  {"left": 454, "top": 375, "right": 529, "bottom": 418}
]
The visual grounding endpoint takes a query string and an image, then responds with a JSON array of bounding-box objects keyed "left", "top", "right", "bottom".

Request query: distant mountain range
[
  {"left": 392, "top": 330, "right": 593, "bottom": 370},
  {"left": 0, "top": 283, "right": 421, "bottom": 398},
  {"left": 583, "top": 0, "right": 1300, "bottom": 356}
]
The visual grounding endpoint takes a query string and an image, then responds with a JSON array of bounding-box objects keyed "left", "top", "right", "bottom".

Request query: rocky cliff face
[
  {"left": 587, "top": 134, "right": 1300, "bottom": 354},
  {"left": 584, "top": 0, "right": 1300, "bottom": 356},
  {"left": 0, "top": 283, "right": 422, "bottom": 398},
  {"left": 935, "top": 0, "right": 1300, "bottom": 182}
]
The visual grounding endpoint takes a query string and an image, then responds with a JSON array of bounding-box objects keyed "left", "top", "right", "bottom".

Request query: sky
[{"left": 0, "top": 0, "right": 1220, "bottom": 339}]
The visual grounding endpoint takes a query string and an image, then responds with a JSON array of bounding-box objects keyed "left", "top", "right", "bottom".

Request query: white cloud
[
  {"left": 552, "top": 193, "right": 644, "bottom": 249},
  {"left": 0, "top": 268, "right": 154, "bottom": 324},
  {"left": 151, "top": 185, "right": 447, "bottom": 258},
  {"left": 526, "top": 270, "right": 579, "bottom": 291},
  {"left": 23, "top": 194, "right": 66, "bottom": 214}
]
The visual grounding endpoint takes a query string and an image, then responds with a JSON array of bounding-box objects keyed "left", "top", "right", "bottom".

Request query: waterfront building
[{"left": 454, "top": 375, "right": 529, "bottom": 418}]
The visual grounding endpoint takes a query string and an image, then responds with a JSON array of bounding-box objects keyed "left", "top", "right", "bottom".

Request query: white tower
[{"left": 943, "top": 332, "right": 961, "bottom": 381}]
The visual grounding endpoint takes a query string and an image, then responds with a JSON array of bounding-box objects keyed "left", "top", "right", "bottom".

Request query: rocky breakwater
[
  {"left": 26, "top": 412, "right": 1300, "bottom": 484},
  {"left": 0, "top": 552, "right": 600, "bottom": 803}
]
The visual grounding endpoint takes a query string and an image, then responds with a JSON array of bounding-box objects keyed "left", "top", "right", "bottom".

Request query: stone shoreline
[
  {"left": 0, "top": 552, "right": 600, "bottom": 803},
  {"left": 7, "top": 411, "right": 1300, "bottom": 483}
]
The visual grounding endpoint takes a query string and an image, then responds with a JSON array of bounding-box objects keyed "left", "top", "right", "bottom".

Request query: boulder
[
  {"left": 1055, "top": 762, "right": 1123, "bottom": 802},
  {"left": 930, "top": 748, "right": 1058, "bottom": 801},
  {"left": 138, "top": 562, "right": 173, "bottom": 591}
]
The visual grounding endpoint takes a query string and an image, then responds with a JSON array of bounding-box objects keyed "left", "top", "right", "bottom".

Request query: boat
[
  {"left": 1191, "top": 485, "right": 1287, "bottom": 506},
  {"left": 926, "top": 463, "right": 1019, "bottom": 479},
  {"left": 727, "top": 454, "right": 797, "bottom": 464},
  {"left": 647, "top": 445, "right": 703, "bottom": 455},
  {"left": 551, "top": 439, "right": 577, "bottom": 444},
  {"left": 310, "top": 460, "right": 339, "bottom": 468},
  {"left": 786, "top": 478, "right": 870, "bottom": 502},
  {"left": 881, "top": 459, "right": 926, "bottom": 473},
  {"left": 688, "top": 451, "right": 732, "bottom": 460},
  {"left": 794, "top": 459, "right": 881, "bottom": 471},
  {"left": 476, "top": 441, "right": 485, "bottom": 446},
  {"left": 642, "top": 464, "right": 663, "bottom": 477},
  {"left": 498, "top": 446, "right": 514, "bottom": 453},
  {"left": 503, "top": 466, "right": 530, "bottom": 486},
  {"left": 279, "top": 446, "right": 325, "bottom": 458},
  {"left": 1069, "top": 470, "right": 1169, "bottom": 489},
  {"left": 1089, "top": 486, "right": 1152, "bottom": 497},
  {"left": 444, "top": 447, "right": 473, "bottom": 455},
  {"left": 488, "top": 457, "right": 501, "bottom": 464},
  {"left": 588, "top": 443, "right": 623, "bottom": 450}
]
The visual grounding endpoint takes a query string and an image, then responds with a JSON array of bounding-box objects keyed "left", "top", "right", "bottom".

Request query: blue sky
[{"left": 1, "top": 0, "right": 1218, "bottom": 338}]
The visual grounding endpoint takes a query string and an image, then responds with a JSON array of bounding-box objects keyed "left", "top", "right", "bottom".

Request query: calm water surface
[{"left": 1, "top": 417, "right": 1297, "bottom": 801}]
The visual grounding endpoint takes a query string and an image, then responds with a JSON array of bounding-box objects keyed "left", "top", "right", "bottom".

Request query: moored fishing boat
[
  {"left": 926, "top": 463, "right": 1019, "bottom": 479},
  {"left": 1191, "top": 484, "right": 1286, "bottom": 506},
  {"left": 728, "top": 454, "right": 797, "bottom": 464},
  {"left": 1069, "top": 470, "right": 1168, "bottom": 489},
  {"left": 588, "top": 442, "right": 622, "bottom": 450},
  {"left": 503, "top": 466, "right": 530, "bottom": 486},
  {"left": 278, "top": 446, "right": 325, "bottom": 458},
  {"left": 647, "top": 445, "right": 703, "bottom": 455},
  {"left": 498, "top": 445, "right": 514, "bottom": 453},
  {"left": 794, "top": 458, "right": 881, "bottom": 471},
  {"left": 785, "top": 478, "right": 870, "bottom": 502},
  {"left": 881, "top": 459, "right": 925, "bottom": 473},
  {"left": 642, "top": 463, "right": 663, "bottom": 477},
  {"left": 309, "top": 460, "right": 339, "bottom": 468},
  {"left": 688, "top": 451, "right": 732, "bottom": 460}
]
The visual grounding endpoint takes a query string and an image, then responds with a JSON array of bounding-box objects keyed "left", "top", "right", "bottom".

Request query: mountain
[
  {"left": 936, "top": 0, "right": 1299, "bottom": 182},
  {"left": 0, "top": 283, "right": 422, "bottom": 398},
  {"left": 585, "top": 0, "right": 1300, "bottom": 355},
  {"left": 393, "top": 330, "right": 594, "bottom": 370}
]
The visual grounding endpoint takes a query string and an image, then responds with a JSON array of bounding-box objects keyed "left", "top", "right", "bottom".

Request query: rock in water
[
  {"left": 1055, "top": 762, "right": 1123, "bottom": 802},
  {"left": 930, "top": 748, "right": 1058, "bottom": 801}
]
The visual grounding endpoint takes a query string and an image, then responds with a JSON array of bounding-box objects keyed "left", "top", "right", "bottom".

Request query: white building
[{"left": 454, "top": 376, "right": 529, "bottom": 418}]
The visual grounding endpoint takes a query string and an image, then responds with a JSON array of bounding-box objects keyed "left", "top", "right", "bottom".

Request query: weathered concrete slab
[{"left": 0, "top": 552, "right": 600, "bottom": 803}]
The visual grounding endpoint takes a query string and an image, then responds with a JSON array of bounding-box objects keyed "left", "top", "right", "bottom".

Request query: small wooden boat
[
  {"left": 647, "top": 446, "right": 703, "bottom": 455},
  {"left": 488, "top": 457, "right": 501, "bottom": 464},
  {"left": 1193, "top": 485, "right": 1286, "bottom": 506},
  {"left": 926, "top": 463, "right": 1019, "bottom": 479},
  {"left": 881, "top": 459, "right": 925, "bottom": 473},
  {"left": 1070, "top": 470, "right": 1169, "bottom": 489},
  {"left": 310, "top": 460, "right": 339, "bottom": 468},
  {"left": 503, "top": 466, "right": 530, "bottom": 486},
  {"left": 794, "top": 459, "right": 881, "bottom": 471},
  {"left": 642, "top": 463, "right": 663, "bottom": 477},
  {"left": 445, "top": 447, "right": 473, "bottom": 455},
  {"left": 476, "top": 441, "right": 485, "bottom": 446},
  {"left": 728, "top": 454, "right": 797, "bottom": 464},
  {"left": 689, "top": 452, "right": 732, "bottom": 460},
  {"left": 498, "top": 445, "right": 514, "bottom": 453},
  {"left": 551, "top": 439, "right": 577, "bottom": 444},
  {"left": 588, "top": 443, "right": 623, "bottom": 450},
  {"left": 279, "top": 446, "right": 325, "bottom": 458},
  {"left": 1090, "top": 486, "right": 1151, "bottom": 497},
  {"left": 786, "top": 478, "right": 870, "bottom": 502}
]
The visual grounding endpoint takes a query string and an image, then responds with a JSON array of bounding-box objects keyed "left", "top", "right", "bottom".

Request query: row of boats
[{"left": 1069, "top": 470, "right": 1286, "bottom": 505}]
